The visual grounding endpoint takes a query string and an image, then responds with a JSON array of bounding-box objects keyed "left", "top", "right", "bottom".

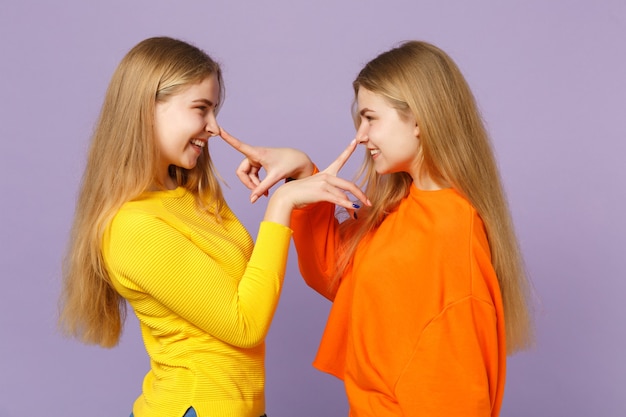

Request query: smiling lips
[
  {"left": 191, "top": 138, "right": 206, "bottom": 149},
  {"left": 370, "top": 149, "right": 380, "bottom": 157}
]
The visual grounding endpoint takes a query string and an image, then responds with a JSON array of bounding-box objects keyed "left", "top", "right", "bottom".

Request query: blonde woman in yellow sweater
[{"left": 59, "top": 37, "right": 368, "bottom": 417}]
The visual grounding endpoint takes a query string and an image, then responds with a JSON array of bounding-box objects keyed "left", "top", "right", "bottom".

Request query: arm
[
  {"left": 105, "top": 212, "right": 291, "bottom": 348},
  {"left": 260, "top": 144, "right": 366, "bottom": 300},
  {"left": 219, "top": 128, "right": 370, "bottom": 211},
  {"left": 219, "top": 129, "right": 370, "bottom": 299},
  {"left": 393, "top": 209, "right": 505, "bottom": 416},
  {"left": 219, "top": 128, "right": 315, "bottom": 203},
  {"left": 291, "top": 201, "right": 342, "bottom": 300},
  {"left": 394, "top": 297, "right": 503, "bottom": 417}
]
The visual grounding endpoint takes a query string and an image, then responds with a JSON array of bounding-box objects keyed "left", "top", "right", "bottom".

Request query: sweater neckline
[
  {"left": 409, "top": 183, "right": 457, "bottom": 200},
  {"left": 140, "top": 186, "right": 187, "bottom": 199}
]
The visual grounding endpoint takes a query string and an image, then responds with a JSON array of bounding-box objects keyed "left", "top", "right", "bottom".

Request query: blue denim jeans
[
  {"left": 130, "top": 409, "right": 266, "bottom": 417},
  {"left": 130, "top": 407, "right": 196, "bottom": 417}
]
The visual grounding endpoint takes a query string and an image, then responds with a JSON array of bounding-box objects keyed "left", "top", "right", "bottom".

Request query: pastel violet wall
[{"left": 1, "top": 1, "right": 624, "bottom": 416}]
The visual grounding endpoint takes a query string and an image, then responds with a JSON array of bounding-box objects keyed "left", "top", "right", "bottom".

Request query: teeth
[
  {"left": 370, "top": 149, "right": 380, "bottom": 155},
  {"left": 191, "top": 139, "right": 206, "bottom": 148}
]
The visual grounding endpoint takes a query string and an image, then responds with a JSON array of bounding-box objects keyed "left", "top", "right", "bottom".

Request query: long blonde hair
[
  {"left": 338, "top": 41, "right": 533, "bottom": 353},
  {"left": 59, "top": 37, "right": 225, "bottom": 347}
]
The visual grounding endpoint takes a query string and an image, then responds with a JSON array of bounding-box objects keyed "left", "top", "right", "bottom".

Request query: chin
[{"left": 181, "top": 160, "right": 199, "bottom": 170}]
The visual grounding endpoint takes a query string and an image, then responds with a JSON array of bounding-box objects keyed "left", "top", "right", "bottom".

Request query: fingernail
[
  {"left": 352, "top": 203, "right": 360, "bottom": 209},
  {"left": 251, "top": 194, "right": 258, "bottom": 203}
]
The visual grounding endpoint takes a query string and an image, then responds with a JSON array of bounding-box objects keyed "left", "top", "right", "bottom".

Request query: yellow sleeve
[{"left": 105, "top": 210, "right": 292, "bottom": 348}]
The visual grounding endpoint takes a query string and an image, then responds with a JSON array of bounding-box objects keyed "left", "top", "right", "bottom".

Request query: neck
[
  {"left": 151, "top": 174, "right": 178, "bottom": 191},
  {"left": 412, "top": 170, "right": 449, "bottom": 191}
]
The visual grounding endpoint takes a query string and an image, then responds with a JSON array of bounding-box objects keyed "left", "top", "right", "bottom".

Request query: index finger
[
  {"left": 322, "top": 139, "right": 358, "bottom": 176},
  {"left": 219, "top": 128, "right": 257, "bottom": 157}
]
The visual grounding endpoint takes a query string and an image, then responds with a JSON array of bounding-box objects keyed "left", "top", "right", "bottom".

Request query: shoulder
[
  {"left": 109, "top": 200, "right": 163, "bottom": 234},
  {"left": 105, "top": 194, "right": 185, "bottom": 255},
  {"left": 407, "top": 187, "right": 481, "bottom": 239},
  {"left": 105, "top": 207, "right": 161, "bottom": 261},
  {"left": 109, "top": 188, "right": 198, "bottom": 231},
  {"left": 401, "top": 187, "right": 491, "bottom": 274}
]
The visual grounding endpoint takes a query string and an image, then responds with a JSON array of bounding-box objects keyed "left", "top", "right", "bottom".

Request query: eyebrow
[
  {"left": 359, "top": 107, "right": 373, "bottom": 116},
  {"left": 192, "top": 98, "right": 217, "bottom": 107}
]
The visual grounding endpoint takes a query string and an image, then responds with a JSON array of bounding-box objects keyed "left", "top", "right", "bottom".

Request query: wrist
[
  {"left": 290, "top": 159, "right": 315, "bottom": 180},
  {"left": 263, "top": 187, "right": 296, "bottom": 227}
]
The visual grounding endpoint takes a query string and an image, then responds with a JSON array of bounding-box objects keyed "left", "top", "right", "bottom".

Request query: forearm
[
  {"left": 106, "top": 211, "right": 292, "bottom": 348},
  {"left": 262, "top": 164, "right": 318, "bottom": 227},
  {"left": 232, "top": 221, "right": 292, "bottom": 347},
  {"left": 291, "top": 201, "right": 340, "bottom": 300},
  {"left": 263, "top": 186, "right": 296, "bottom": 227}
]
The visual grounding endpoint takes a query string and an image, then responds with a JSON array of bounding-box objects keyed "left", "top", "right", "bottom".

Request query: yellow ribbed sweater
[{"left": 102, "top": 187, "right": 292, "bottom": 417}]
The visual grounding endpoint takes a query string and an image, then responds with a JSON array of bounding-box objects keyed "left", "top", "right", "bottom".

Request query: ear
[{"left": 414, "top": 123, "right": 420, "bottom": 139}]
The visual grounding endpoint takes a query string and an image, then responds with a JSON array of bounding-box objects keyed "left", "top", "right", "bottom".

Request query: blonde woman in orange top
[{"left": 224, "top": 40, "right": 533, "bottom": 417}]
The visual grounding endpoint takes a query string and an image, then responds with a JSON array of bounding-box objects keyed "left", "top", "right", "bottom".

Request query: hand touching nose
[
  {"left": 219, "top": 128, "right": 314, "bottom": 202},
  {"left": 261, "top": 138, "right": 371, "bottom": 226}
]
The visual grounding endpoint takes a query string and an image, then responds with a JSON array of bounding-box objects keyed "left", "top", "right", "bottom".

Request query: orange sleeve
[
  {"left": 290, "top": 201, "right": 342, "bottom": 301},
  {"left": 394, "top": 297, "right": 502, "bottom": 417}
]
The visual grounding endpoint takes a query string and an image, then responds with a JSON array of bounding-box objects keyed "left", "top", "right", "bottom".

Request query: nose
[
  {"left": 205, "top": 113, "right": 219, "bottom": 137},
  {"left": 356, "top": 124, "right": 369, "bottom": 144}
]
